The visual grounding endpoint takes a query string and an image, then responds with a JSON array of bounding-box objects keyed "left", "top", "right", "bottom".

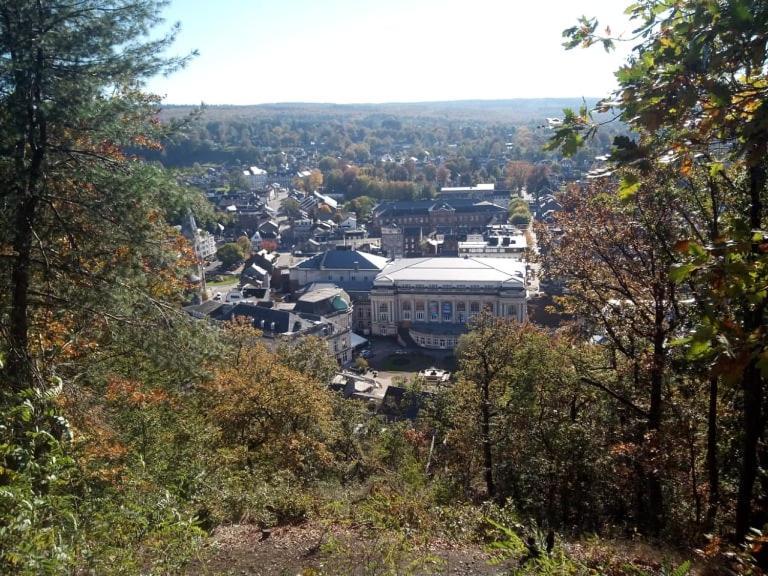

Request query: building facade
[
  {"left": 370, "top": 257, "right": 527, "bottom": 349},
  {"left": 371, "top": 198, "right": 508, "bottom": 257},
  {"left": 457, "top": 233, "right": 527, "bottom": 259},
  {"left": 372, "top": 198, "right": 508, "bottom": 231},
  {"left": 289, "top": 246, "right": 389, "bottom": 333}
]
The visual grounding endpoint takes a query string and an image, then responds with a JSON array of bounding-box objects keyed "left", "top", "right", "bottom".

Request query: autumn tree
[
  {"left": 205, "top": 323, "right": 339, "bottom": 476},
  {"left": 280, "top": 197, "right": 303, "bottom": 221},
  {"left": 449, "top": 318, "right": 618, "bottom": 527},
  {"left": 504, "top": 160, "right": 533, "bottom": 192},
  {"left": 524, "top": 164, "right": 551, "bottom": 201},
  {"left": 540, "top": 178, "right": 688, "bottom": 533},
  {"left": 553, "top": 0, "right": 768, "bottom": 541}
]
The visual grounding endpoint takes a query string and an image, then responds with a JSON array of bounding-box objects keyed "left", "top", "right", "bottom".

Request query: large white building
[{"left": 370, "top": 257, "right": 528, "bottom": 349}]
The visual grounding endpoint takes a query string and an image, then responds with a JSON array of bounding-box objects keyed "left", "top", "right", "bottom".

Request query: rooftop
[
  {"left": 373, "top": 198, "right": 507, "bottom": 217},
  {"left": 293, "top": 246, "right": 389, "bottom": 271},
  {"left": 374, "top": 257, "right": 526, "bottom": 286}
]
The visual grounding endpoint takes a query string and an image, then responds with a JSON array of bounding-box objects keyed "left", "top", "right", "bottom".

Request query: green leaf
[
  {"left": 669, "top": 263, "right": 697, "bottom": 283},
  {"left": 670, "top": 561, "right": 692, "bottom": 576},
  {"left": 618, "top": 173, "right": 640, "bottom": 200},
  {"left": 687, "top": 339, "right": 712, "bottom": 360}
]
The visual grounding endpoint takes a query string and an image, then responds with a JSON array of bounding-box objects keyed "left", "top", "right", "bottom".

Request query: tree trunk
[
  {"left": 736, "top": 361, "right": 763, "bottom": 541},
  {"left": 7, "top": 43, "right": 46, "bottom": 391},
  {"left": 735, "top": 160, "right": 767, "bottom": 542},
  {"left": 646, "top": 302, "right": 666, "bottom": 534},
  {"left": 481, "top": 376, "right": 495, "bottom": 499},
  {"left": 705, "top": 374, "right": 719, "bottom": 529},
  {"left": 7, "top": 195, "right": 37, "bottom": 390}
]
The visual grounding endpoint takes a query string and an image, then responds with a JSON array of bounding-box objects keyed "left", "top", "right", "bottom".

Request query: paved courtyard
[{"left": 358, "top": 335, "right": 457, "bottom": 387}]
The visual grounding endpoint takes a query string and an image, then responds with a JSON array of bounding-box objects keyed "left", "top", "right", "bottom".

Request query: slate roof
[
  {"left": 183, "top": 301, "right": 234, "bottom": 321},
  {"left": 293, "top": 247, "right": 389, "bottom": 271},
  {"left": 225, "top": 303, "right": 302, "bottom": 334},
  {"left": 374, "top": 198, "right": 507, "bottom": 217}
]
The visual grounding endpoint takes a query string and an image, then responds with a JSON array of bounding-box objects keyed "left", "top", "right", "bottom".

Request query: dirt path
[{"left": 188, "top": 523, "right": 511, "bottom": 575}]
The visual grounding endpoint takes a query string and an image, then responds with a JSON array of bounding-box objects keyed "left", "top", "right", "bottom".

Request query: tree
[
  {"left": 217, "top": 243, "right": 247, "bottom": 269},
  {"left": 553, "top": 0, "right": 768, "bottom": 541},
  {"left": 1, "top": 0, "right": 191, "bottom": 391},
  {"left": 344, "top": 195, "right": 376, "bottom": 221},
  {"left": 354, "top": 356, "right": 369, "bottom": 373},
  {"left": 540, "top": 178, "right": 687, "bottom": 533},
  {"left": 525, "top": 164, "right": 550, "bottom": 200},
  {"left": 0, "top": 1, "right": 203, "bottom": 569},
  {"left": 453, "top": 313, "right": 519, "bottom": 499},
  {"left": 236, "top": 235, "right": 252, "bottom": 258},
  {"left": 206, "top": 324, "right": 339, "bottom": 477},
  {"left": 276, "top": 336, "right": 338, "bottom": 384},
  {"left": 449, "top": 317, "right": 615, "bottom": 527},
  {"left": 504, "top": 160, "right": 533, "bottom": 192},
  {"left": 318, "top": 155, "right": 338, "bottom": 172},
  {"left": 281, "top": 197, "right": 303, "bottom": 221}
]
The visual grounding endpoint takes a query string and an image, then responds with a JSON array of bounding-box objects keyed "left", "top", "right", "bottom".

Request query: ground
[
  {"left": 188, "top": 523, "right": 696, "bottom": 576},
  {"left": 362, "top": 336, "right": 456, "bottom": 388},
  {"left": 188, "top": 523, "right": 512, "bottom": 575}
]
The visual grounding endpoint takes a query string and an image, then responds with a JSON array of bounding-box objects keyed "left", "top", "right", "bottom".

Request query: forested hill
[{"left": 159, "top": 98, "right": 602, "bottom": 123}]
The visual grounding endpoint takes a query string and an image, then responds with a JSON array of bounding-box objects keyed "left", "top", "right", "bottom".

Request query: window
[
  {"left": 402, "top": 301, "right": 412, "bottom": 320},
  {"left": 456, "top": 301, "right": 466, "bottom": 323},
  {"left": 470, "top": 301, "right": 480, "bottom": 315},
  {"left": 439, "top": 339, "right": 446, "bottom": 348},
  {"left": 415, "top": 301, "right": 425, "bottom": 321},
  {"left": 442, "top": 301, "right": 452, "bottom": 322},
  {"left": 429, "top": 301, "right": 439, "bottom": 321},
  {"left": 379, "top": 303, "right": 389, "bottom": 312}
]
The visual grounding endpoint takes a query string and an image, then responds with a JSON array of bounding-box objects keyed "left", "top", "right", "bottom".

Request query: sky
[{"left": 146, "top": 0, "right": 636, "bottom": 105}]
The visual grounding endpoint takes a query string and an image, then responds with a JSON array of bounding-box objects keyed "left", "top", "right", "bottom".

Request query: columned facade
[{"left": 370, "top": 258, "right": 527, "bottom": 349}]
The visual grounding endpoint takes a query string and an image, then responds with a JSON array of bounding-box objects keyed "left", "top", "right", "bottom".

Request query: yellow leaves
[
  {"left": 95, "top": 139, "right": 126, "bottom": 161},
  {"left": 131, "top": 134, "right": 163, "bottom": 151},
  {"left": 204, "top": 324, "right": 340, "bottom": 475},
  {"left": 105, "top": 376, "right": 171, "bottom": 409}
]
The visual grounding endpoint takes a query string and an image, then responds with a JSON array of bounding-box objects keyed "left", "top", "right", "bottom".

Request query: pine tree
[{"left": 0, "top": 0, "right": 193, "bottom": 389}]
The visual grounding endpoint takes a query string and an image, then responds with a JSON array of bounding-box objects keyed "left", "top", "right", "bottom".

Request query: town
[{"left": 181, "top": 166, "right": 560, "bottom": 419}]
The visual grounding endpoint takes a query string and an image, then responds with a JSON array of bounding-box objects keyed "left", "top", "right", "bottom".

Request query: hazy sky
[{"left": 146, "top": 0, "right": 636, "bottom": 105}]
